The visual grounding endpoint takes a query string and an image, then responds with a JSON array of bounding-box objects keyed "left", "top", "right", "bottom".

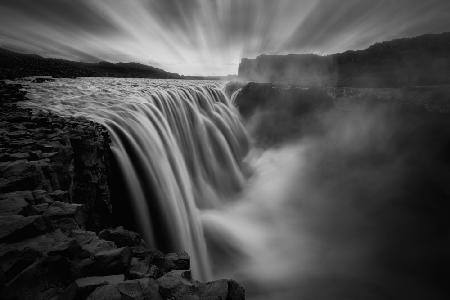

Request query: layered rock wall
[
  {"left": 0, "top": 81, "right": 112, "bottom": 230},
  {"left": 238, "top": 32, "right": 450, "bottom": 87}
]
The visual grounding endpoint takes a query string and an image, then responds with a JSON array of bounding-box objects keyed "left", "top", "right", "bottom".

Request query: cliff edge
[{"left": 238, "top": 32, "right": 450, "bottom": 87}]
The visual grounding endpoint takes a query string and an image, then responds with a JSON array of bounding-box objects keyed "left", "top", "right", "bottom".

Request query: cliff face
[
  {"left": 0, "top": 81, "right": 113, "bottom": 230},
  {"left": 239, "top": 54, "right": 337, "bottom": 86},
  {"left": 233, "top": 83, "right": 335, "bottom": 146},
  {"left": 238, "top": 32, "right": 450, "bottom": 87},
  {"left": 234, "top": 83, "right": 450, "bottom": 146}
]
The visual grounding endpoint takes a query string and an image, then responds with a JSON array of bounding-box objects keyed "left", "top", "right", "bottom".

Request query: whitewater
[{"left": 16, "top": 77, "right": 249, "bottom": 281}]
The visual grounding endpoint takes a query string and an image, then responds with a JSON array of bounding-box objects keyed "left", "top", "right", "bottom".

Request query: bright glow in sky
[{"left": 0, "top": 0, "right": 449, "bottom": 76}]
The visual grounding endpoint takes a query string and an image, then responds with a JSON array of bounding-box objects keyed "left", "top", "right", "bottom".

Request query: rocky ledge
[{"left": 0, "top": 81, "right": 245, "bottom": 300}]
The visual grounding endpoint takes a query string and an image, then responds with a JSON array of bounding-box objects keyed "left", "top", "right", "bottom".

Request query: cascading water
[
  {"left": 18, "top": 78, "right": 249, "bottom": 280},
  {"left": 16, "top": 77, "right": 450, "bottom": 299}
]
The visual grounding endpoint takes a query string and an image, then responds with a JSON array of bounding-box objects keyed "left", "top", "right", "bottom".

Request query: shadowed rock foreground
[{"left": 0, "top": 81, "right": 245, "bottom": 300}]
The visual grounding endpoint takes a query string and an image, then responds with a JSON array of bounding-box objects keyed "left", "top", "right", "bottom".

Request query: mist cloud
[{"left": 203, "top": 98, "right": 450, "bottom": 299}]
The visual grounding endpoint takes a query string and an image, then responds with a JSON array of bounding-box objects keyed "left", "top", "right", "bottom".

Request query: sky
[{"left": 0, "top": 0, "right": 449, "bottom": 76}]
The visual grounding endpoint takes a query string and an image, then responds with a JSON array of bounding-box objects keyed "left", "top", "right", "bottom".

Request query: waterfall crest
[
  {"left": 102, "top": 86, "right": 248, "bottom": 279},
  {"left": 19, "top": 79, "right": 249, "bottom": 280}
]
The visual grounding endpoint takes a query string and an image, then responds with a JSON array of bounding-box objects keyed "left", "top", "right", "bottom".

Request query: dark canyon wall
[{"left": 238, "top": 32, "right": 450, "bottom": 87}]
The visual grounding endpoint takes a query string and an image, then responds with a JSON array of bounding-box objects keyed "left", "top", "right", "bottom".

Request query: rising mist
[{"left": 203, "top": 88, "right": 450, "bottom": 299}]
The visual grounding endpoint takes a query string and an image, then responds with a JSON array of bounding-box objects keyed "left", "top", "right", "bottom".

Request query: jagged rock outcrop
[
  {"left": 238, "top": 32, "right": 450, "bottom": 87},
  {"left": 0, "top": 81, "right": 112, "bottom": 230},
  {"left": 1, "top": 224, "right": 245, "bottom": 300}
]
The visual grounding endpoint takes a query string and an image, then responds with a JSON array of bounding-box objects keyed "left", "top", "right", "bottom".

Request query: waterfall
[
  {"left": 19, "top": 79, "right": 249, "bottom": 280},
  {"left": 102, "top": 86, "right": 248, "bottom": 280}
]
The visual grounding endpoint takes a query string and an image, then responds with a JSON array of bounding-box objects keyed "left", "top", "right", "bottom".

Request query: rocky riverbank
[{"left": 0, "top": 81, "right": 245, "bottom": 300}]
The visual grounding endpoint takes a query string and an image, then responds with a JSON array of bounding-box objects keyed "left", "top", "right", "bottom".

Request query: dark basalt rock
[
  {"left": 98, "top": 226, "right": 142, "bottom": 247},
  {"left": 0, "top": 247, "right": 41, "bottom": 282},
  {"left": 90, "top": 247, "right": 132, "bottom": 275},
  {"left": 0, "top": 195, "right": 33, "bottom": 216},
  {"left": 86, "top": 277, "right": 162, "bottom": 300},
  {"left": 70, "top": 230, "right": 116, "bottom": 258},
  {"left": 157, "top": 270, "right": 194, "bottom": 299},
  {"left": 2, "top": 255, "right": 73, "bottom": 300},
  {"left": 127, "top": 257, "right": 163, "bottom": 279},
  {"left": 0, "top": 215, "right": 48, "bottom": 242},
  {"left": 156, "top": 270, "right": 245, "bottom": 300},
  {"left": 0, "top": 81, "right": 113, "bottom": 230},
  {"left": 62, "top": 274, "right": 125, "bottom": 300}
]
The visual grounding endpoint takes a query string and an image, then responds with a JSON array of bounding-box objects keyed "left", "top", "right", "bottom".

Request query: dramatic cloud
[{"left": 0, "top": 0, "right": 449, "bottom": 75}]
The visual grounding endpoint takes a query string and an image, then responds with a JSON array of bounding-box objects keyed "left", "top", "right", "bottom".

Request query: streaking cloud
[{"left": 0, "top": 0, "right": 449, "bottom": 75}]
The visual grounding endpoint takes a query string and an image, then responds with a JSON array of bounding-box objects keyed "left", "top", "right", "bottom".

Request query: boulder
[
  {"left": 8, "top": 152, "right": 30, "bottom": 159},
  {"left": 32, "top": 189, "right": 53, "bottom": 203},
  {"left": 47, "top": 238, "right": 82, "bottom": 259},
  {"left": 0, "top": 215, "right": 48, "bottom": 242},
  {"left": 0, "top": 191, "right": 34, "bottom": 204},
  {"left": 99, "top": 226, "right": 142, "bottom": 247},
  {"left": 227, "top": 280, "right": 246, "bottom": 300},
  {"left": 85, "top": 284, "right": 122, "bottom": 300},
  {"left": 0, "top": 247, "right": 41, "bottom": 282},
  {"left": 0, "top": 196, "right": 32, "bottom": 215},
  {"left": 32, "top": 203, "right": 49, "bottom": 214},
  {"left": 86, "top": 278, "right": 162, "bottom": 300},
  {"left": 49, "top": 217, "right": 81, "bottom": 233},
  {"left": 164, "top": 251, "right": 190, "bottom": 271},
  {"left": 0, "top": 230, "right": 77, "bottom": 257},
  {"left": 44, "top": 201, "right": 83, "bottom": 218},
  {"left": 0, "top": 160, "right": 48, "bottom": 192},
  {"left": 156, "top": 272, "right": 245, "bottom": 300},
  {"left": 44, "top": 201, "right": 86, "bottom": 231},
  {"left": 131, "top": 246, "right": 163, "bottom": 260},
  {"left": 127, "top": 257, "right": 162, "bottom": 279},
  {"left": 91, "top": 247, "right": 132, "bottom": 275},
  {"left": 70, "top": 230, "right": 116, "bottom": 257},
  {"left": 157, "top": 270, "right": 195, "bottom": 300},
  {"left": 48, "top": 190, "right": 69, "bottom": 202},
  {"left": 153, "top": 251, "right": 190, "bottom": 272},
  {"left": 2, "top": 255, "right": 72, "bottom": 300},
  {"left": 61, "top": 274, "right": 125, "bottom": 300},
  {"left": 198, "top": 279, "right": 229, "bottom": 300}
]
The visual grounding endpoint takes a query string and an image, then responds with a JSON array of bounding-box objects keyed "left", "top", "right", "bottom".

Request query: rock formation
[
  {"left": 238, "top": 32, "right": 450, "bottom": 87},
  {"left": 233, "top": 82, "right": 450, "bottom": 147}
]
